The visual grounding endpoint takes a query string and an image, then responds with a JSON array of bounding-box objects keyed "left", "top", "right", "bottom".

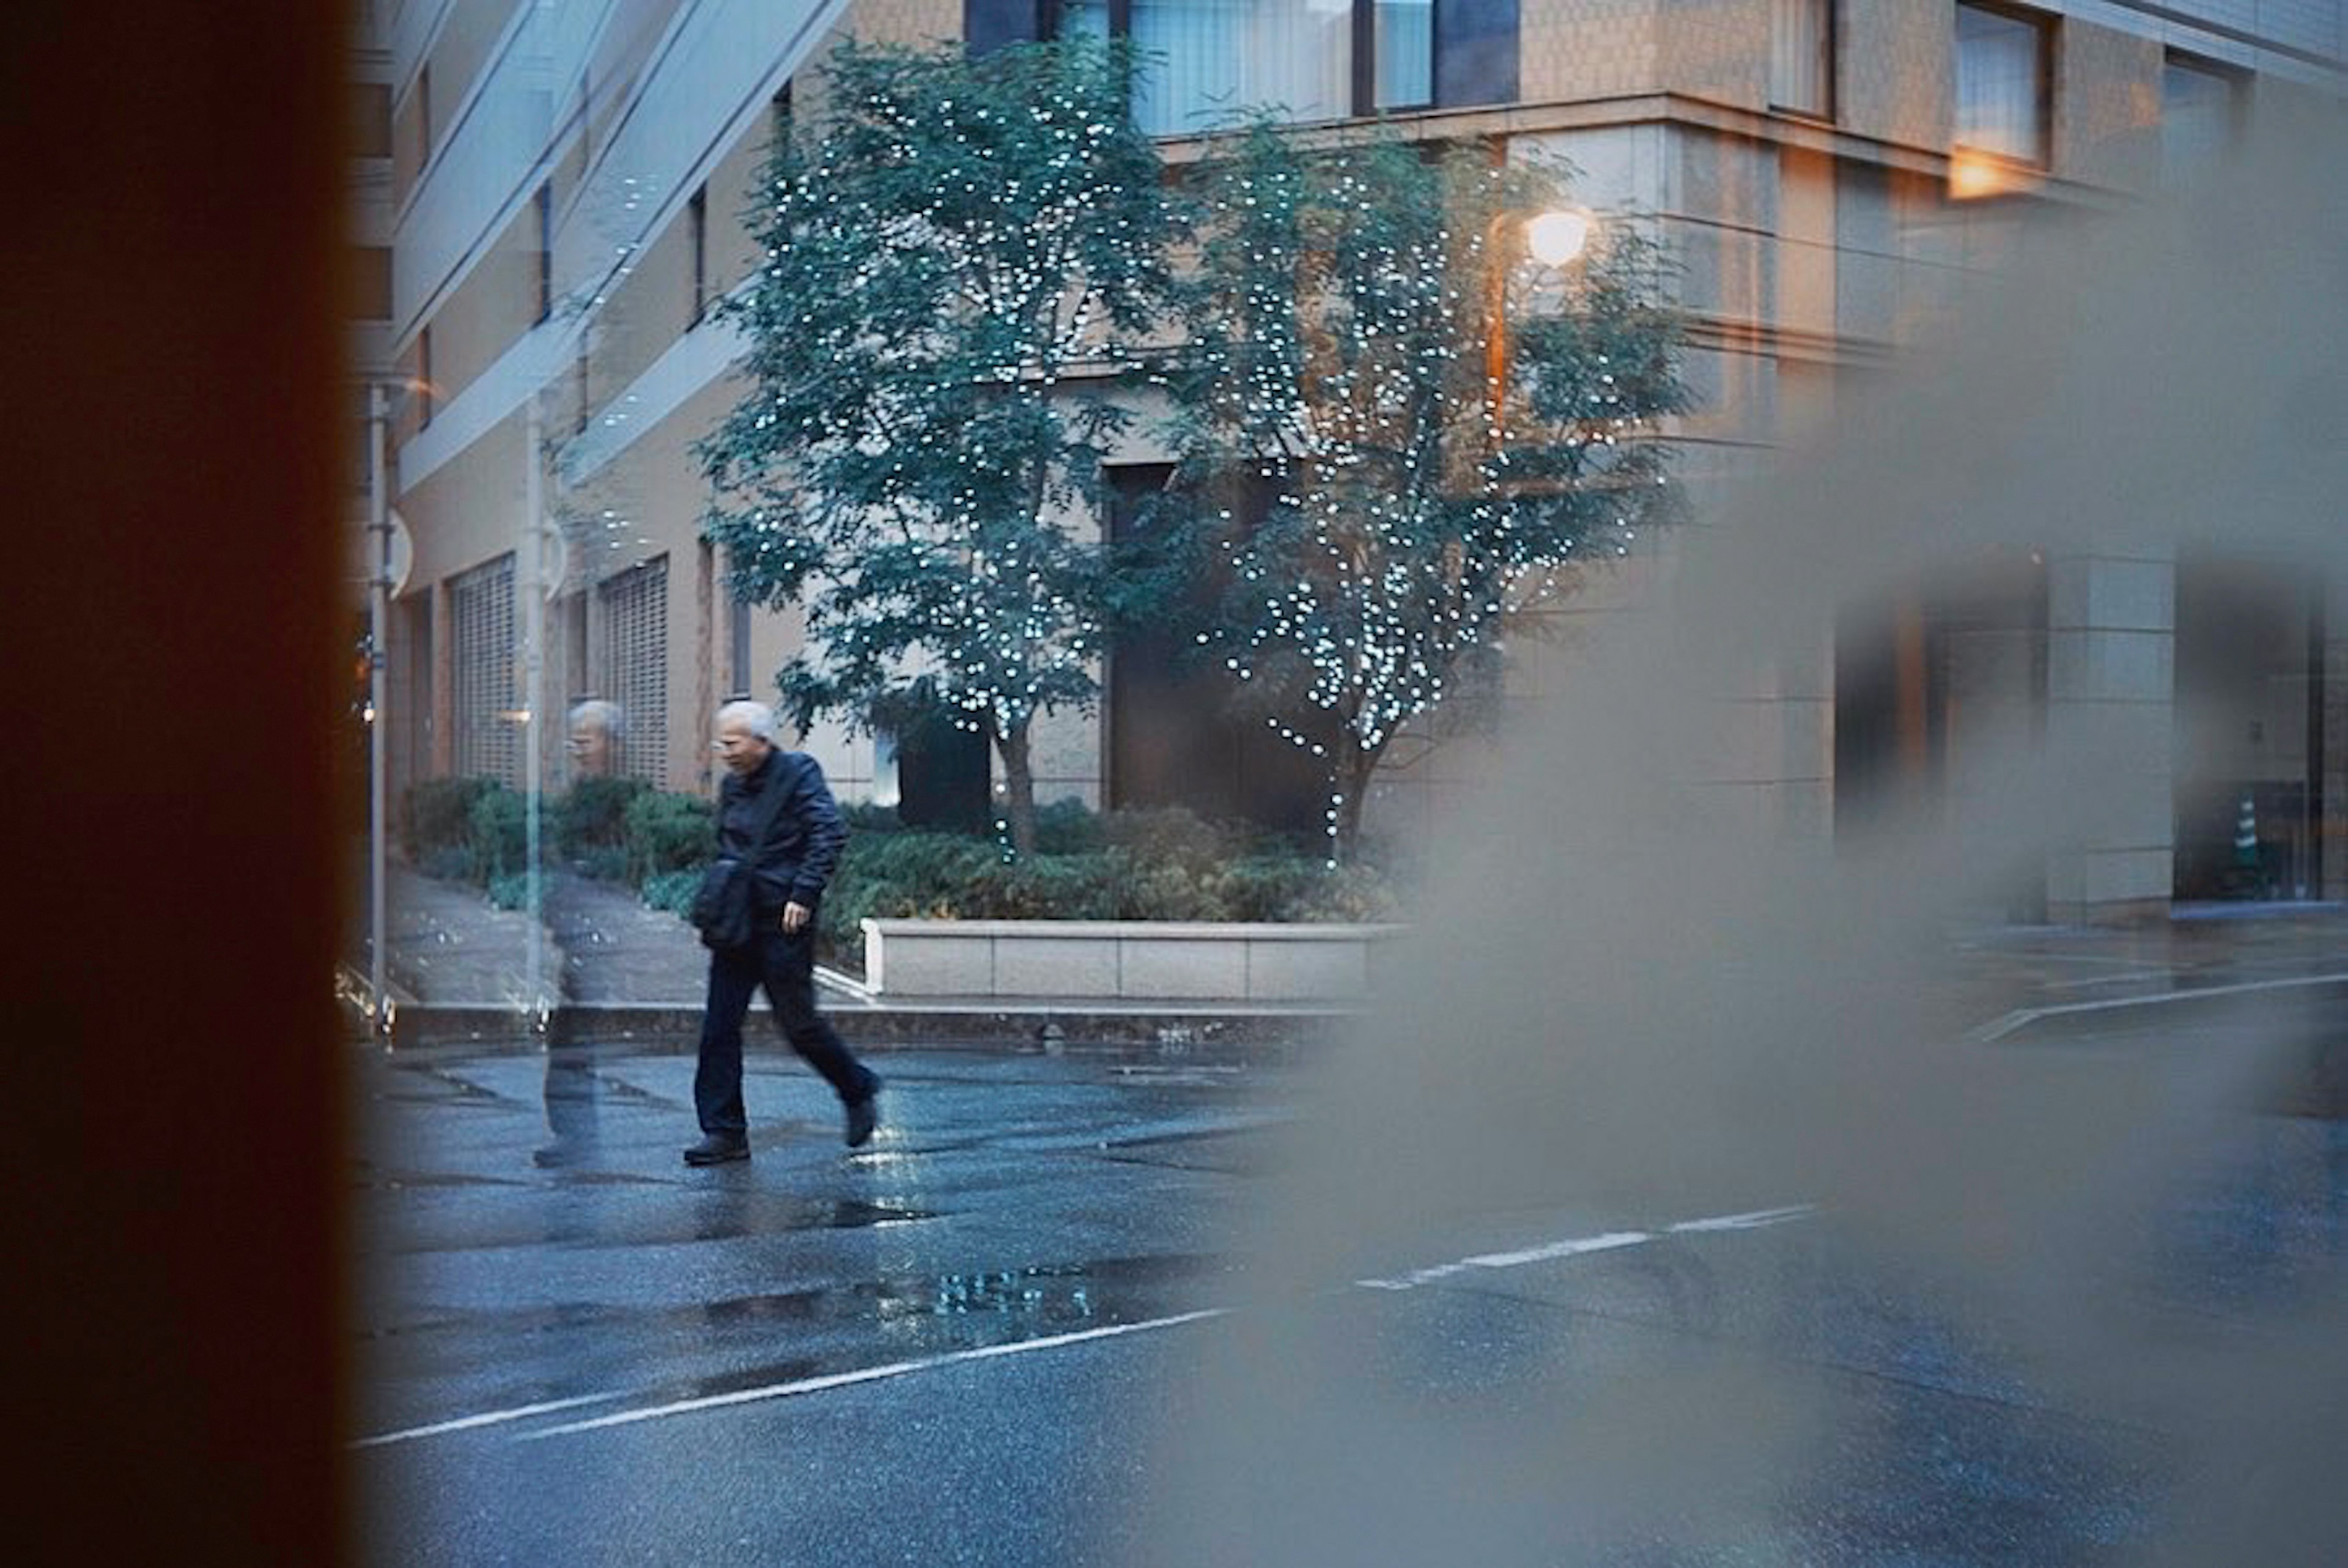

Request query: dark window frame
[
  {"left": 687, "top": 185, "right": 709, "bottom": 327},
  {"left": 533, "top": 182, "right": 552, "bottom": 326},
  {"left": 1034, "top": 0, "right": 1449, "bottom": 120},
  {"left": 2160, "top": 48, "right": 2249, "bottom": 165},
  {"left": 1768, "top": 0, "right": 1837, "bottom": 123}
]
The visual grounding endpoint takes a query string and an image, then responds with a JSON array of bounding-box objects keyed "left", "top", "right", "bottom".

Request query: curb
[
  {"left": 1969, "top": 971, "right": 2348, "bottom": 1043},
  {"left": 345, "top": 997, "right": 1360, "bottom": 1061}
]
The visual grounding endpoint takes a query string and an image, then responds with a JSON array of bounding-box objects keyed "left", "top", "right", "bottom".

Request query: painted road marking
[
  {"left": 353, "top": 1393, "right": 627, "bottom": 1449},
  {"left": 517, "top": 1310, "right": 1231, "bottom": 1439}
]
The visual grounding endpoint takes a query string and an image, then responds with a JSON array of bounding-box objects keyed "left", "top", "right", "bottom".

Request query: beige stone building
[{"left": 352, "top": 0, "right": 2344, "bottom": 920}]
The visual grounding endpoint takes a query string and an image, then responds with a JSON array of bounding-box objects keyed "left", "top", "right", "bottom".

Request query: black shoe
[
  {"left": 682, "top": 1133, "right": 750, "bottom": 1166},
  {"left": 844, "top": 1082, "right": 881, "bottom": 1149}
]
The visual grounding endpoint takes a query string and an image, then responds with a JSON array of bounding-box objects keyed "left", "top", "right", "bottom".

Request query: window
[
  {"left": 1954, "top": 2, "right": 2051, "bottom": 168},
  {"left": 1373, "top": 0, "right": 1434, "bottom": 110},
  {"left": 596, "top": 556, "right": 669, "bottom": 789},
  {"left": 415, "top": 63, "right": 433, "bottom": 167},
  {"left": 533, "top": 183, "right": 552, "bottom": 326},
  {"left": 2163, "top": 53, "right": 2241, "bottom": 178},
  {"left": 1770, "top": 0, "right": 1833, "bottom": 120},
  {"left": 688, "top": 185, "right": 709, "bottom": 326},
  {"left": 417, "top": 326, "right": 434, "bottom": 427},
  {"left": 451, "top": 554, "right": 520, "bottom": 786},
  {"left": 1000, "top": 0, "right": 1503, "bottom": 130}
]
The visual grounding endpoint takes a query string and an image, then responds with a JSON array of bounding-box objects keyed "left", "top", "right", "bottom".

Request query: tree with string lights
[
  {"left": 700, "top": 39, "right": 1181, "bottom": 855},
  {"left": 1166, "top": 124, "right": 1688, "bottom": 863}
]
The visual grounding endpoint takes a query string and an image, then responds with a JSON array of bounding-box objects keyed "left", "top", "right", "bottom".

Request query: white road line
[
  {"left": 1667, "top": 1204, "right": 1816, "bottom": 1234},
  {"left": 372, "top": 1204, "right": 1817, "bottom": 1446},
  {"left": 352, "top": 1393, "right": 627, "bottom": 1449},
  {"left": 517, "top": 1309, "right": 1231, "bottom": 1440},
  {"left": 1356, "top": 1232, "right": 1653, "bottom": 1290}
]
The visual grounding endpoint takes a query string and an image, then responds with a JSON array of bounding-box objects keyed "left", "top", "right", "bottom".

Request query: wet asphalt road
[{"left": 349, "top": 1038, "right": 2347, "bottom": 1567}]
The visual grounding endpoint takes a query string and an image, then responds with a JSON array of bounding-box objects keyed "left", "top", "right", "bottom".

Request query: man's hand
[{"left": 781, "top": 901, "right": 812, "bottom": 934}]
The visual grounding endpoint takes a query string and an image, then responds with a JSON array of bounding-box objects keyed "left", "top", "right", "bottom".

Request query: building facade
[{"left": 353, "top": 0, "right": 2346, "bottom": 919}]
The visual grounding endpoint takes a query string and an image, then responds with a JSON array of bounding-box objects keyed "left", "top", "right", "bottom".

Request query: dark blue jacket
[{"left": 717, "top": 748, "right": 846, "bottom": 913}]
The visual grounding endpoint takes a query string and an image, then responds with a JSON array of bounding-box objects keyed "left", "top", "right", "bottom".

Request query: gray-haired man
[{"left": 685, "top": 699, "right": 880, "bottom": 1165}]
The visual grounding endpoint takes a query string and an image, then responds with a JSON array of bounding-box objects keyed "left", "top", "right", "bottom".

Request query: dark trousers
[{"left": 695, "top": 923, "right": 875, "bottom": 1137}]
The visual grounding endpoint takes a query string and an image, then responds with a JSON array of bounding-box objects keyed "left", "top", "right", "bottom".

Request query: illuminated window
[
  {"left": 1020, "top": 0, "right": 1495, "bottom": 130},
  {"left": 1955, "top": 2, "right": 2051, "bottom": 169}
]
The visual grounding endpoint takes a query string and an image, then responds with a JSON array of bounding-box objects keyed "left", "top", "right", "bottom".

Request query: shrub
[
  {"left": 418, "top": 844, "right": 474, "bottom": 882},
  {"left": 625, "top": 791, "right": 716, "bottom": 883},
  {"left": 1028, "top": 797, "right": 1106, "bottom": 854},
  {"left": 641, "top": 866, "right": 705, "bottom": 917},
  {"left": 840, "top": 800, "right": 904, "bottom": 833},
  {"left": 1217, "top": 856, "right": 1397, "bottom": 922},
  {"left": 467, "top": 787, "right": 534, "bottom": 882},
  {"left": 555, "top": 776, "right": 648, "bottom": 865},
  {"left": 570, "top": 844, "right": 630, "bottom": 884},
  {"left": 819, "top": 830, "right": 1007, "bottom": 947},
  {"left": 485, "top": 869, "right": 541, "bottom": 913},
  {"left": 1098, "top": 806, "right": 1237, "bottom": 874},
  {"left": 402, "top": 776, "right": 497, "bottom": 863}
]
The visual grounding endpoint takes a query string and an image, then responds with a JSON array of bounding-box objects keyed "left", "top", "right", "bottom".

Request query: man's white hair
[
  {"left": 569, "top": 698, "right": 624, "bottom": 737},
  {"left": 717, "top": 698, "right": 778, "bottom": 742}
]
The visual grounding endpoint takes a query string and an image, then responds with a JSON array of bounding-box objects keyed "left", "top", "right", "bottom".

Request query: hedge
[{"left": 401, "top": 783, "right": 1397, "bottom": 940}]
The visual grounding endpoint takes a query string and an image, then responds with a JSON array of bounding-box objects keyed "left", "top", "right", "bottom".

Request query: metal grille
[
  {"left": 598, "top": 554, "right": 668, "bottom": 788},
  {"left": 451, "top": 554, "right": 520, "bottom": 786}
]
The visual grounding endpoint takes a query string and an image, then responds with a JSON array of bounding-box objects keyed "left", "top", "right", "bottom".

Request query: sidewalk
[
  {"left": 349, "top": 865, "right": 2348, "bottom": 1069},
  {"left": 351, "top": 864, "right": 1352, "bottom": 1054}
]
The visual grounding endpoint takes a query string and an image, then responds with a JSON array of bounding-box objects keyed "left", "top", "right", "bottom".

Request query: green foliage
[
  {"left": 697, "top": 37, "right": 1187, "bottom": 853},
  {"left": 466, "top": 788, "right": 535, "bottom": 882},
  {"left": 485, "top": 870, "right": 542, "bottom": 915},
  {"left": 555, "top": 775, "right": 649, "bottom": 863},
  {"left": 816, "top": 809, "right": 1397, "bottom": 948},
  {"left": 624, "top": 791, "right": 716, "bottom": 884},
  {"left": 840, "top": 800, "right": 905, "bottom": 834},
  {"left": 402, "top": 776, "right": 498, "bottom": 863},
  {"left": 1167, "top": 122, "right": 1688, "bottom": 857},
  {"left": 641, "top": 867, "right": 706, "bottom": 918}
]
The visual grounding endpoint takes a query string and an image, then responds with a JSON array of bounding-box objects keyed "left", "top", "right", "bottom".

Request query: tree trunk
[
  {"left": 994, "top": 718, "right": 1039, "bottom": 857},
  {"left": 1331, "top": 731, "right": 1381, "bottom": 865}
]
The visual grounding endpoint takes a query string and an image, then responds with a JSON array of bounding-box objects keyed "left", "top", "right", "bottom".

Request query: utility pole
[
  {"left": 366, "top": 383, "right": 393, "bottom": 1036},
  {"left": 522, "top": 401, "right": 548, "bottom": 1029}
]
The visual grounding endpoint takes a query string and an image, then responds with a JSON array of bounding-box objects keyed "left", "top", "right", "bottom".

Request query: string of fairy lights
[
  {"left": 708, "top": 45, "right": 1678, "bottom": 863},
  {"left": 1183, "top": 139, "right": 1674, "bottom": 861}
]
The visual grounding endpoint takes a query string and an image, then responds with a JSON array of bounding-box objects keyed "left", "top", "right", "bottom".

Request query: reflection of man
[
  {"left": 567, "top": 698, "right": 623, "bottom": 779},
  {"left": 685, "top": 699, "right": 880, "bottom": 1166},
  {"left": 532, "top": 699, "right": 627, "bottom": 1169}
]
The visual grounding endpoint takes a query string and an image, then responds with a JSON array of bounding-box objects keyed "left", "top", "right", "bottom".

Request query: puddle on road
[{"left": 362, "top": 1254, "right": 1227, "bottom": 1383}]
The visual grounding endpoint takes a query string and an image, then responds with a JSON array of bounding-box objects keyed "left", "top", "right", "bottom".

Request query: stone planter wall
[{"left": 861, "top": 919, "right": 1408, "bottom": 1001}]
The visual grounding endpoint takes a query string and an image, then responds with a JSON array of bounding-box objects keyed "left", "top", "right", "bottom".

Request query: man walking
[{"left": 686, "top": 699, "right": 880, "bottom": 1166}]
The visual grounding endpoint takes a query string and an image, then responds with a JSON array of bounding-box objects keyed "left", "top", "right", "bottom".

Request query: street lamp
[{"left": 1485, "top": 205, "right": 1595, "bottom": 444}]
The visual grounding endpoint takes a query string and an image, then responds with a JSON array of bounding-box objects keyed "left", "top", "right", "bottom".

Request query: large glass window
[
  {"left": 1131, "top": 0, "right": 1353, "bottom": 133},
  {"left": 1954, "top": 2, "right": 2051, "bottom": 167},
  {"left": 1375, "top": 0, "right": 1434, "bottom": 111},
  {"left": 451, "top": 553, "right": 520, "bottom": 786},
  {"left": 1770, "top": 0, "right": 1833, "bottom": 119},
  {"left": 596, "top": 554, "right": 670, "bottom": 788},
  {"left": 1057, "top": 0, "right": 1458, "bottom": 131}
]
